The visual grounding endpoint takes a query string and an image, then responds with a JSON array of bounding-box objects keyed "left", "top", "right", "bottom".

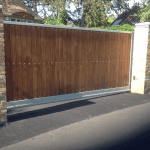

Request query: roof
[
  {"left": 0, "top": 0, "right": 43, "bottom": 20},
  {"left": 109, "top": 6, "right": 140, "bottom": 27}
]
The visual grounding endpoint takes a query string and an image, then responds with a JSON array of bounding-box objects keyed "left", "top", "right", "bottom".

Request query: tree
[
  {"left": 23, "top": 0, "right": 136, "bottom": 27},
  {"left": 83, "top": 0, "right": 109, "bottom": 27},
  {"left": 137, "top": 2, "right": 150, "bottom": 22}
]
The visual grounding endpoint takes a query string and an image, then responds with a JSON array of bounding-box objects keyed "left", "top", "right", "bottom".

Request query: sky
[{"left": 36, "top": 0, "right": 147, "bottom": 18}]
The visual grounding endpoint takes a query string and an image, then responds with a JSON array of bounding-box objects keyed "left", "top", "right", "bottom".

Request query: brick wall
[
  {"left": 131, "top": 22, "right": 150, "bottom": 94},
  {"left": 0, "top": 5, "right": 7, "bottom": 126}
]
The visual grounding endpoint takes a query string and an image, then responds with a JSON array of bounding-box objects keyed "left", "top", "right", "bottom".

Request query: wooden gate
[{"left": 4, "top": 22, "right": 132, "bottom": 102}]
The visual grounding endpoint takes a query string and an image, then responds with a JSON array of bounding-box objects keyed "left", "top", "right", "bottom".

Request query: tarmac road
[{"left": 0, "top": 92, "right": 150, "bottom": 150}]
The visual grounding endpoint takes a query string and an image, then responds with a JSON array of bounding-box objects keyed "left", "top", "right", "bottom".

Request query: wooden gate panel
[{"left": 4, "top": 23, "right": 132, "bottom": 101}]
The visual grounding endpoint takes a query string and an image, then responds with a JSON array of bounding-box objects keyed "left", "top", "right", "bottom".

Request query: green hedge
[{"left": 92, "top": 24, "right": 134, "bottom": 32}]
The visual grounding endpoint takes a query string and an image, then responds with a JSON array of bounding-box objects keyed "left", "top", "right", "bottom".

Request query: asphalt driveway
[{"left": 0, "top": 92, "right": 150, "bottom": 149}]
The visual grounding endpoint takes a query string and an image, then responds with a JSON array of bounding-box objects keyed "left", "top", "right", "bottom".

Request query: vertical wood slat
[
  {"left": 118, "top": 33, "right": 122, "bottom": 87},
  {"left": 70, "top": 29, "right": 75, "bottom": 93},
  {"left": 124, "top": 33, "right": 128, "bottom": 86},
  {"left": 126, "top": 33, "right": 131, "bottom": 86},
  {"left": 41, "top": 27, "right": 46, "bottom": 97},
  {"left": 62, "top": 29, "right": 68, "bottom": 94},
  {"left": 15, "top": 25, "right": 23, "bottom": 100},
  {"left": 5, "top": 24, "right": 132, "bottom": 101},
  {"left": 36, "top": 27, "right": 42, "bottom": 97},
  {"left": 92, "top": 31, "right": 96, "bottom": 90},
  {"left": 110, "top": 33, "right": 114, "bottom": 88},
  {"left": 88, "top": 31, "right": 92, "bottom": 91},
  {"left": 50, "top": 28, "right": 55, "bottom": 96},
  {"left": 116, "top": 33, "right": 119, "bottom": 87},
  {"left": 122, "top": 33, "right": 126, "bottom": 86},
  {"left": 84, "top": 30, "right": 88, "bottom": 91},
  {"left": 59, "top": 29, "right": 63, "bottom": 94},
  {"left": 78, "top": 30, "right": 82, "bottom": 92},
  {"left": 67, "top": 29, "right": 71, "bottom": 94},
  {"left": 74, "top": 30, "right": 79, "bottom": 93},
  {"left": 31, "top": 26, "right": 38, "bottom": 98},
  {"left": 100, "top": 32, "right": 105, "bottom": 89},
  {"left": 4, "top": 24, "right": 13, "bottom": 102},
  {"left": 26, "top": 26, "right": 33, "bottom": 99},
  {"left": 104, "top": 32, "right": 109, "bottom": 89},
  {"left": 99, "top": 32, "right": 103, "bottom": 89},
  {"left": 10, "top": 25, "right": 18, "bottom": 101},
  {"left": 95, "top": 31, "right": 99, "bottom": 90},
  {"left": 45, "top": 28, "right": 50, "bottom": 96},
  {"left": 113, "top": 33, "right": 117, "bottom": 88},
  {"left": 21, "top": 26, "right": 28, "bottom": 99},
  {"left": 119, "top": 33, "right": 123, "bottom": 87},
  {"left": 55, "top": 28, "right": 59, "bottom": 95},
  {"left": 107, "top": 32, "right": 111, "bottom": 89}
]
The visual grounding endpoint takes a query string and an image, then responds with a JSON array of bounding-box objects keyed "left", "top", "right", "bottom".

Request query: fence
[{"left": 4, "top": 22, "right": 132, "bottom": 102}]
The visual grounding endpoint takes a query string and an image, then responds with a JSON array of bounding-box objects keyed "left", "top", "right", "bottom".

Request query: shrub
[{"left": 92, "top": 24, "right": 134, "bottom": 32}]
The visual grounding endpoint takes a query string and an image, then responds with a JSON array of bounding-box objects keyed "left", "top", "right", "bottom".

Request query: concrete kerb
[{"left": 7, "top": 87, "right": 130, "bottom": 110}]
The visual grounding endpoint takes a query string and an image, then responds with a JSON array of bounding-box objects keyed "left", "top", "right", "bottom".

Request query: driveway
[{"left": 0, "top": 92, "right": 150, "bottom": 149}]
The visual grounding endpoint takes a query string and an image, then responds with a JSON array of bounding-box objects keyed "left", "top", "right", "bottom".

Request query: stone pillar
[
  {"left": 131, "top": 22, "right": 150, "bottom": 94},
  {"left": 0, "top": 5, "right": 7, "bottom": 126}
]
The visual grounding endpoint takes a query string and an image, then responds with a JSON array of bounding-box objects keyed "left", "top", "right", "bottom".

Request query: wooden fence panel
[{"left": 4, "top": 23, "right": 132, "bottom": 101}]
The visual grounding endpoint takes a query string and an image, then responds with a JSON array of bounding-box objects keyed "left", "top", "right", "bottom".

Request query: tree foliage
[
  {"left": 137, "top": 2, "right": 150, "bottom": 22},
  {"left": 22, "top": 0, "right": 134, "bottom": 27}
]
